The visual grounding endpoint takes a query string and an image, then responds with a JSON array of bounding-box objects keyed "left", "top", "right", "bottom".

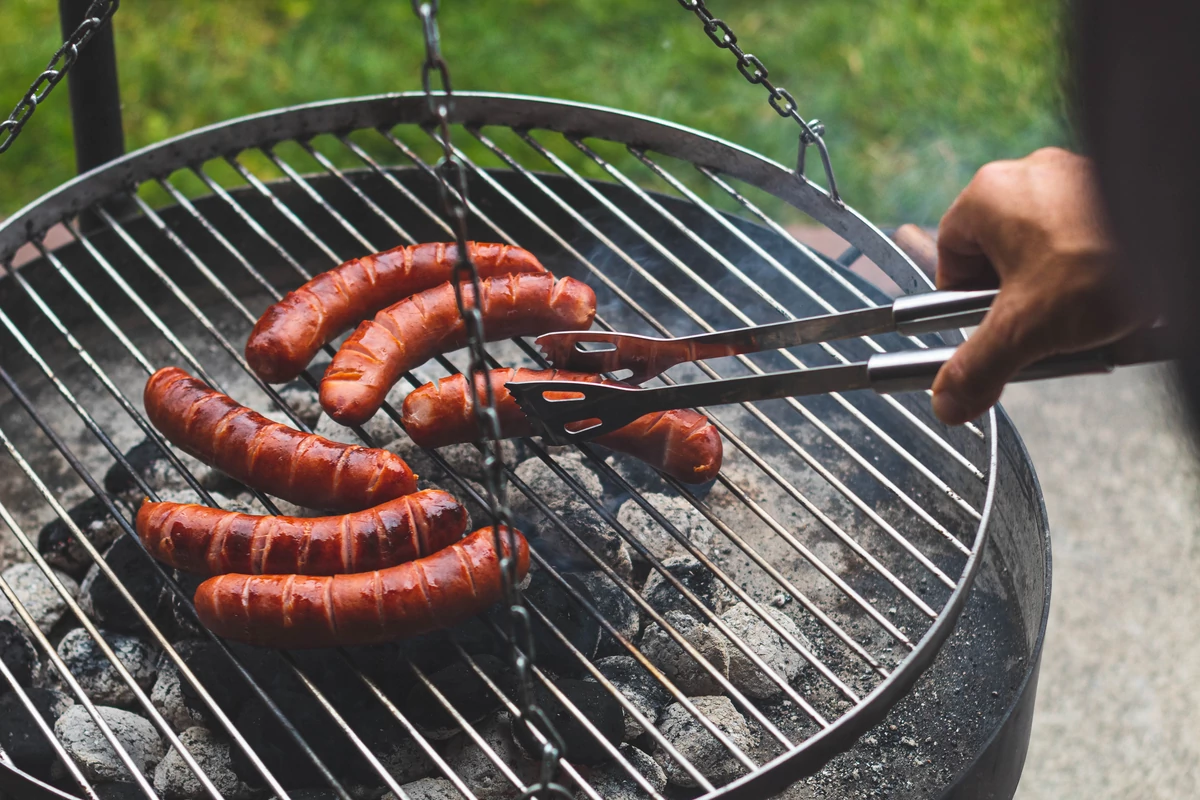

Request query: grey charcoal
[
  {"left": 442, "top": 712, "right": 533, "bottom": 800},
  {"left": 150, "top": 641, "right": 209, "bottom": 733},
  {"left": 654, "top": 696, "right": 757, "bottom": 788},
  {"left": 640, "top": 554, "right": 733, "bottom": 616},
  {"left": 274, "top": 383, "right": 323, "bottom": 428},
  {"left": 382, "top": 777, "right": 460, "bottom": 800},
  {"left": 153, "top": 726, "right": 254, "bottom": 800},
  {"left": 57, "top": 628, "right": 157, "bottom": 708},
  {"left": 0, "top": 563, "right": 79, "bottom": 634},
  {"left": 719, "top": 603, "right": 808, "bottom": 700},
  {"left": 583, "top": 655, "right": 670, "bottom": 741},
  {"left": 572, "top": 570, "right": 640, "bottom": 656},
  {"left": 639, "top": 611, "right": 729, "bottom": 696},
  {"left": 615, "top": 493, "right": 717, "bottom": 567},
  {"left": 54, "top": 703, "right": 165, "bottom": 783},
  {"left": 509, "top": 452, "right": 624, "bottom": 574},
  {"left": 374, "top": 728, "right": 436, "bottom": 785},
  {"left": 581, "top": 743, "right": 667, "bottom": 799}
]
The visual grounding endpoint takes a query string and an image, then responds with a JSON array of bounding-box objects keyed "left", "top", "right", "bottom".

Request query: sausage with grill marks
[
  {"left": 144, "top": 367, "right": 418, "bottom": 512},
  {"left": 401, "top": 368, "right": 723, "bottom": 484},
  {"left": 193, "top": 526, "right": 530, "bottom": 648},
  {"left": 136, "top": 489, "right": 466, "bottom": 576},
  {"left": 246, "top": 242, "right": 546, "bottom": 383},
  {"left": 320, "top": 274, "right": 596, "bottom": 426}
]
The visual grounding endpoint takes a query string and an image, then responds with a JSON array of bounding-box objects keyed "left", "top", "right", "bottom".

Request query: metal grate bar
[
  {"left": 0, "top": 427, "right": 224, "bottom": 799},
  {"left": 298, "top": 139, "right": 417, "bottom": 244},
  {"left": 0, "top": 571, "right": 145, "bottom": 800},
  {"left": 224, "top": 156, "right": 339, "bottom": 266},
  {"left": 0, "top": 591, "right": 99, "bottom": 799},
  {"left": 386, "top": 133, "right": 936, "bottom": 643},
  {"left": 516, "top": 131, "right": 975, "bottom": 554},
  {"left": 623, "top": 146, "right": 987, "bottom": 485},
  {"left": 461, "top": 129, "right": 963, "bottom": 582}
]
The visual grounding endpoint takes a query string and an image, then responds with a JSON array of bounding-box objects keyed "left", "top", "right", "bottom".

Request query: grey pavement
[{"left": 1003, "top": 365, "right": 1200, "bottom": 799}]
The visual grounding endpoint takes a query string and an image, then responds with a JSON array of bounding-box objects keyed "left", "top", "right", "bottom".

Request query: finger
[
  {"left": 930, "top": 294, "right": 1052, "bottom": 425},
  {"left": 935, "top": 163, "right": 1009, "bottom": 290}
]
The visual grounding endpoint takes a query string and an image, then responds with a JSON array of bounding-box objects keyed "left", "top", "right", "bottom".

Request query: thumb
[{"left": 930, "top": 294, "right": 1049, "bottom": 425}]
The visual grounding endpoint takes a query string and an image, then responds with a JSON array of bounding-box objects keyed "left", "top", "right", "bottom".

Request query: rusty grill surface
[{"left": 0, "top": 95, "right": 996, "bottom": 800}]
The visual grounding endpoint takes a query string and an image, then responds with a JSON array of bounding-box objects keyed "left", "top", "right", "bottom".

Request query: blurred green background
[{"left": 0, "top": 0, "right": 1068, "bottom": 224}]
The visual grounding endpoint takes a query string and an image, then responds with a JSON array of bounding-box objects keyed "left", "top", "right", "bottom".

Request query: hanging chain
[
  {"left": 675, "top": 0, "right": 842, "bottom": 205},
  {"left": 0, "top": 0, "right": 120, "bottom": 155},
  {"left": 411, "top": 4, "right": 570, "bottom": 799}
]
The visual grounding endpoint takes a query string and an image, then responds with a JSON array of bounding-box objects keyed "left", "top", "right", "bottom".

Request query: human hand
[{"left": 929, "top": 147, "right": 1152, "bottom": 424}]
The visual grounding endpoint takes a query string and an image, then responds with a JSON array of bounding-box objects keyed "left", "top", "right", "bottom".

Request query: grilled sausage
[
  {"left": 320, "top": 274, "right": 597, "bottom": 426},
  {"left": 246, "top": 242, "right": 546, "bottom": 383},
  {"left": 194, "top": 526, "right": 530, "bottom": 647},
  {"left": 401, "top": 368, "right": 723, "bottom": 484},
  {"left": 144, "top": 367, "right": 418, "bottom": 511},
  {"left": 136, "top": 489, "right": 466, "bottom": 576}
]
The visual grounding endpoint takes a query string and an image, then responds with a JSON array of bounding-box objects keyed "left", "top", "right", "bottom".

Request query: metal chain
[
  {"left": 411, "top": 4, "right": 570, "bottom": 799},
  {"left": 675, "top": 0, "right": 843, "bottom": 205},
  {"left": 0, "top": 0, "right": 120, "bottom": 155}
]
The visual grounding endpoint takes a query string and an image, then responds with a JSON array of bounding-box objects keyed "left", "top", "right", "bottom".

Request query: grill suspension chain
[{"left": 411, "top": 3, "right": 571, "bottom": 798}]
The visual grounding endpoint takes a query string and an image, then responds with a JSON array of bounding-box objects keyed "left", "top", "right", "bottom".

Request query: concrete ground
[{"left": 1001, "top": 365, "right": 1200, "bottom": 799}]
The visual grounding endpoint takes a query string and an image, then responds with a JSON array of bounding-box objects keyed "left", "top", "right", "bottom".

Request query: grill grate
[{"left": 0, "top": 94, "right": 994, "bottom": 800}]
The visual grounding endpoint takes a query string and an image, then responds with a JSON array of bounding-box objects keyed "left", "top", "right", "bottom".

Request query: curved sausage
[
  {"left": 136, "top": 489, "right": 466, "bottom": 576},
  {"left": 194, "top": 526, "right": 530, "bottom": 648},
  {"left": 401, "top": 368, "right": 723, "bottom": 484},
  {"left": 144, "top": 367, "right": 418, "bottom": 512},
  {"left": 246, "top": 242, "right": 546, "bottom": 383},
  {"left": 320, "top": 274, "right": 596, "bottom": 426}
]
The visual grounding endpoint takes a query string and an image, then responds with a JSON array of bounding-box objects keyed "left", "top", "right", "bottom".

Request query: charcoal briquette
[
  {"left": 523, "top": 569, "right": 600, "bottom": 676},
  {"left": 79, "top": 535, "right": 165, "bottom": 633},
  {"left": 402, "top": 654, "right": 508, "bottom": 740},
  {"left": 0, "top": 688, "right": 73, "bottom": 780},
  {"left": 0, "top": 618, "right": 39, "bottom": 692},
  {"left": 36, "top": 495, "right": 128, "bottom": 578},
  {"left": 511, "top": 678, "right": 623, "bottom": 766}
]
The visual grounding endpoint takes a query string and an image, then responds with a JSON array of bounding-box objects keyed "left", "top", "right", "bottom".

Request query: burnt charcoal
[
  {"left": 54, "top": 704, "right": 165, "bottom": 783},
  {"left": 584, "top": 655, "right": 671, "bottom": 740},
  {"left": 177, "top": 641, "right": 257, "bottom": 720},
  {"left": 584, "top": 742, "right": 667, "bottom": 798},
  {"left": 570, "top": 571, "right": 640, "bottom": 658},
  {"left": 93, "top": 783, "right": 146, "bottom": 800},
  {"left": 511, "top": 678, "right": 623, "bottom": 766},
  {"left": 443, "top": 712, "right": 534, "bottom": 799},
  {"left": 508, "top": 452, "right": 627, "bottom": 575},
  {"left": 230, "top": 687, "right": 355, "bottom": 790},
  {"left": 0, "top": 563, "right": 80, "bottom": 634},
  {"left": 276, "top": 382, "right": 324, "bottom": 428},
  {"left": 653, "top": 697, "right": 757, "bottom": 788},
  {"left": 522, "top": 569, "right": 599, "bottom": 676},
  {"left": 104, "top": 439, "right": 243, "bottom": 500},
  {"left": 37, "top": 495, "right": 128, "bottom": 578},
  {"left": 0, "top": 688, "right": 72, "bottom": 780},
  {"left": 166, "top": 571, "right": 205, "bottom": 640},
  {"left": 383, "top": 777, "right": 458, "bottom": 800},
  {"left": 640, "top": 554, "right": 733, "bottom": 617},
  {"left": 719, "top": 603, "right": 807, "bottom": 700},
  {"left": 0, "top": 618, "right": 39, "bottom": 692},
  {"left": 343, "top": 705, "right": 435, "bottom": 785},
  {"left": 402, "top": 655, "right": 508, "bottom": 740},
  {"left": 344, "top": 642, "right": 415, "bottom": 702},
  {"left": 150, "top": 640, "right": 209, "bottom": 732},
  {"left": 639, "top": 611, "right": 729, "bottom": 696},
  {"left": 79, "top": 535, "right": 165, "bottom": 633},
  {"left": 56, "top": 628, "right": 158, "bottom": 708},
  {"left": 153, "top": 726, "right": 254, "bottom": 800}
]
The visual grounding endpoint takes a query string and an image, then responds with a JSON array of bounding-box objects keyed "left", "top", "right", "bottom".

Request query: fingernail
[{"left": 932, "top": 390, "right": 970, "bottom": 425}]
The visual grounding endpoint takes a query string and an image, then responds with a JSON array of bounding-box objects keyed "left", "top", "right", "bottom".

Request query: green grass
[{"left": 0, "top": 0, "right": 1068, "bottom": 225}]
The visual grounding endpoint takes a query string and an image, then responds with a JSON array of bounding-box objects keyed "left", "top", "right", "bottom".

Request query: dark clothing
[{"left": 1076, "top": 1, "right": 1200, "bottom": 430}]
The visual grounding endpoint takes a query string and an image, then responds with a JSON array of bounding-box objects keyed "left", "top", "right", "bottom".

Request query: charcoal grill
[{"left": 0, "top": 91, "right": 1051, "bottom": 800}]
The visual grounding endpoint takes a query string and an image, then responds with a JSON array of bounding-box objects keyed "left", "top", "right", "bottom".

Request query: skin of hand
[{"left": 930, "top": 147, "right": 1153, "bottom": 425}]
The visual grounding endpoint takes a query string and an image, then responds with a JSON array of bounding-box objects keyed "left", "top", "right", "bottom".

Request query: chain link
[
  {"left": 0, "top": 0, "right": 120, "bottom": 155},
  {"left": 411, "top": 4, "right": 570, "bottom": 798},
  {"left": 675, "top": 0, "right": 842, "bottom": 205}
]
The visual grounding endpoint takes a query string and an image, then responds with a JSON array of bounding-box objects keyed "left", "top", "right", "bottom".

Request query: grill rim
[{"left": 0, "top": 92, "right": 998, "bottom": 798}]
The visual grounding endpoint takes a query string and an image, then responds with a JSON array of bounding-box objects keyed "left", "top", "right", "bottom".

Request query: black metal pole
[{"left": 59, "top": 0, "right": 125, "bottom": 174}]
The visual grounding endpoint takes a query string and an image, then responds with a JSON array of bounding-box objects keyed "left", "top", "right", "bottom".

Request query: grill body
[{"left": 0, "top": 95, "right": 1048, "bottom": 800}]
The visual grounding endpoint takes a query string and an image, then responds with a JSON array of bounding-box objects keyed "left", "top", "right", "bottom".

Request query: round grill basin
[{"left": 0, "top": 95, "right": 1048, "bottom": 800}]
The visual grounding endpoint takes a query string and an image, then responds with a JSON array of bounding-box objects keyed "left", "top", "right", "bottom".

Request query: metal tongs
[{"left": 507, "top": 286, "right": 1174, "bottom": 443}]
